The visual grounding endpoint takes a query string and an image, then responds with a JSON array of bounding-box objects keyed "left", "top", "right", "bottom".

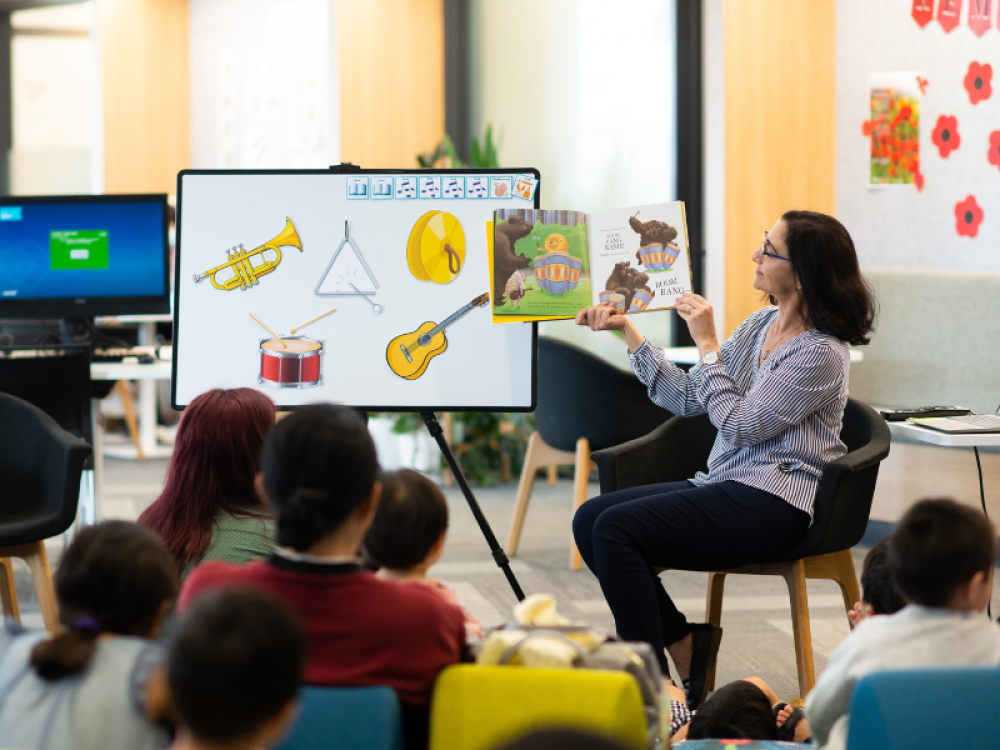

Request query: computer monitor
[{"left": 0, "top": 194, "right": 170, "bottom": 319}]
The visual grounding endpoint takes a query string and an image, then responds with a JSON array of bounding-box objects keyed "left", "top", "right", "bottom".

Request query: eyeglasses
[{"left": 761, "top": 231, "right": 792, "bottom": 263}]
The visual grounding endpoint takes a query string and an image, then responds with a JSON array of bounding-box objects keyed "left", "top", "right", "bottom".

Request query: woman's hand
[
  {"left": 575, "top": 304, "right": 646, "bottom": 353},
  {"left": 675, "top": 293, "right": 721, "bottom": 356},
  {"left": 575, "top": 304, "right": 627, "bottom": 332}
]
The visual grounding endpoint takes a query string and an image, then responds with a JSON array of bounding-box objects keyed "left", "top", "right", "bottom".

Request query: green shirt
[{"left": 179, "top": 510, "right": 277, "bottom": 581}]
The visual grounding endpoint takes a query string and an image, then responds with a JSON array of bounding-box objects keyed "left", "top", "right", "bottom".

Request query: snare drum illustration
[
  {"left": 629, "top": 289, "right": 653, "bottom": 312},
  {"left": 259, "top": 336, "right": 324, "bottom": 389}
]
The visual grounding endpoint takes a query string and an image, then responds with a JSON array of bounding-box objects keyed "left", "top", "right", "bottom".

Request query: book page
[
  {"left": 492, "top": 208, "right": 591, "bottom": 321},
  {"left": 588, "top": 201, "right": 692, "bottom": 314}
]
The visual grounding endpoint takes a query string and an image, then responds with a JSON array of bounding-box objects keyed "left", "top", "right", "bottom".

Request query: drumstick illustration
[
  {"left": 249, "top": 314, "right": 287, "bottom": 348},
  {"left": 290, "top": 308, "right": 338, "bottom": 334}
]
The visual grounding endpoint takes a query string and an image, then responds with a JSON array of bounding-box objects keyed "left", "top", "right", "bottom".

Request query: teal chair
[
  {"left": 846, "top": 667, "right": 1000, "bottom": 750},
  {"left": 272, "top": 686, "right": 402, "bottom": 750}
]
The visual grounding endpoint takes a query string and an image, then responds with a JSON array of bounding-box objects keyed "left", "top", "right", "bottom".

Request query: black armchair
[
  {"left": 590, "top": 398, "right": 891, "bottom": 699},
  {"left": 0, "top": 392, "right": 92, "bottom": 631},
  {"left": 506, "top": 337, "right": 672, "bottom": 569}
]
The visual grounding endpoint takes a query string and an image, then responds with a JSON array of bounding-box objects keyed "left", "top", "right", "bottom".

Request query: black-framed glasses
[{"left": 761, "top": 231, "right": 792, "bottom": 263}]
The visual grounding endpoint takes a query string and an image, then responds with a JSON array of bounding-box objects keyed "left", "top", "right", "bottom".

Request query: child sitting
[
  {"left": 848, "top": 536, "right": 905, "bottom": 627},
  {"left": 180, "top": 404, "right": 466, "bottom": 750},
  {"left": 363, "top": 469, "right": 483, "bottom": 639},
  {"left": 166, "top": 589, "right": 305, "bottom": 750},
  {"left": 806, "top": 498, "right": 1000, "bottom": 750},
  {"left": 0, "top": 521, "right": 179, "bottom": 750}
]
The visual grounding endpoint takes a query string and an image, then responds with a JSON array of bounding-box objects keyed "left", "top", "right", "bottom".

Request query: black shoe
[{"left": 681, "top": 623, "right": 723, "bottom": 710}]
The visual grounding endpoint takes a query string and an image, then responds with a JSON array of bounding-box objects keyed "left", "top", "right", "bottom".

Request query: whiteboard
[{"left": 172, "top": 169, "right": 538, "bottom": 411}]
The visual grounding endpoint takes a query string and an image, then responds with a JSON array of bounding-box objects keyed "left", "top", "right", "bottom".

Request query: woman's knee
[{"left": 572, "top": 495, "right": 604, "bottom": 546}]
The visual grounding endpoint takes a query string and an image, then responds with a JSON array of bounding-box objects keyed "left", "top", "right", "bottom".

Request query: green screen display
[{"left": 50, "top": 230, "right": 109, "bottom": 270}]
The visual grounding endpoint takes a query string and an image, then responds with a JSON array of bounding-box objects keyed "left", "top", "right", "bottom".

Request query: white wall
[
  {"left": 836, "top": 0, "right": 1000, "bottom": 271},
  {"left": 188, "top": 0, "right": 339, "bottom": 170},
  {"left": 470, "top": 0, "right": 678, "bottom": 352}
]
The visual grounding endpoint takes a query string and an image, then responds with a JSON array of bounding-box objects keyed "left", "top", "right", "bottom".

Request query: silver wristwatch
[{"left": 700, "top": 349, "right": 720, "bottom": 366}]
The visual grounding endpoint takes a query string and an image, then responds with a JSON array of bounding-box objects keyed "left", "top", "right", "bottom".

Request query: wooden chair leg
[
  {"left": 115, "top": 380, "right": 145, "bottom": 461},
  {"left": 506, "top": 432, "right": 543, "bottom": 556},
  {"left": 23, "top": 542, "right": 60, "bottom": 633},
  {"left": 547, "top": 465, "right": 558, "bottom": 486},
  {"left": 831, "top": 549, "right": 861, "bottom": 627},
  {"left": 0, "top": 558, "right": 20, "bottom": 623},
  {"left": 569, "top": 437, "right": 594, "bottom": 571},
  {"left": 782, "top": 559, "right": 816, "bottom": 699},
  {"left": 704, "top": 571, "right": 727, "bottom": 691}
]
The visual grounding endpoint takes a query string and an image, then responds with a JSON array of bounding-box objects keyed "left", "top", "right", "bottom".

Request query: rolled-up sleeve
[{"left": 698, "top": 341, "right": 845, "bottom": 448}]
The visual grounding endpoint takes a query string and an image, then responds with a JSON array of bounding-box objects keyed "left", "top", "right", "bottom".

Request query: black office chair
[
  {"left": 590, "top": 398, "right": 891, "bottom": 699},
  {"left": 506, "top": 337, "right": 672, "bottom": 569},
  {"left": 0, "top": 393, "right": 92, "bottom": 632}
]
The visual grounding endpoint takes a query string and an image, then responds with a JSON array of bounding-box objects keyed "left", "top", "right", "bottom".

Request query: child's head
[
  {"left": 31, "top": 521, "right": 179, "bottom": 680},
  {"left": 860, "top": 537, "right": 905, "bottom": 615},
  {"left": 260, "top": 404, "right": 380, "bottom": 552},
  {"left": 169, "top": 589, "right": 306, "bottom": 747},
  {"left": 363, "top": 469, "right": 449, "bottom": 571},
  {"left": 889, "top": 498, "right": 996, "bottom": 610},
  {"left": 686, "top": 680, "right": 778, "bottom": 741}
]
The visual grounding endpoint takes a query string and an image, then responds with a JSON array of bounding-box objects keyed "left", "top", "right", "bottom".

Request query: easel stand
[{"left": 420, "top": 412, "right": 525, "bottom": 601}]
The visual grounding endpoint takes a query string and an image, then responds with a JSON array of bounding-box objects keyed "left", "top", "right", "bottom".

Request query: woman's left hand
[{"left": 675, "top": 293, "right": 721, "bottom": 353}]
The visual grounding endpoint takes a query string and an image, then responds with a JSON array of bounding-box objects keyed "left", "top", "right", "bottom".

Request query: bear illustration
[
  {"left": 630, "top": 216, "right": 679, "bottom": 266},
  {"left": 493, "top": 217, "right": 533, "bottom": 306},
  {"left": 604, "top": 261, "right": 632, "bottom": 292}
]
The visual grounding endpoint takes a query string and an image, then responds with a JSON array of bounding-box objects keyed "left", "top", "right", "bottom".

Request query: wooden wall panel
[
  {"left": 722, "top": 0, "right": 836, "bottom": 334},
  {"left": 337, "top": 0, "right": 444, "bottom": 168},
  {"left": 99, "top": 0, "right": 189, "bottom": 194}
]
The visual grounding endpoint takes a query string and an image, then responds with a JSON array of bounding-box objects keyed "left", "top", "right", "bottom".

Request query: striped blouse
[{"left": 628, "top": 306, "right": 850, "bottom": 517}]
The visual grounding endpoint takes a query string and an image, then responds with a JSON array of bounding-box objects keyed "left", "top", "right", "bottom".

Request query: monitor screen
[{"left": 0, "top": 194, "right": 170, "bottom": 318}]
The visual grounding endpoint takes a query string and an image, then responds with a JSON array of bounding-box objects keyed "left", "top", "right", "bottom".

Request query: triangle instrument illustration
[{"left": 315, "top": 221, "right": 380, "bottom": 295}]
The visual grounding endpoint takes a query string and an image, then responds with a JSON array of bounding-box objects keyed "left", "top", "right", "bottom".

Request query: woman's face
[{"left": 751, "top": 218, "right": 799, "bottom": 300}]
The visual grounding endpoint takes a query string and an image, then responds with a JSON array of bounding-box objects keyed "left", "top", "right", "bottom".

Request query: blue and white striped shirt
[{"left": 629, "top": 306, "right": 850, "bottom": 517}]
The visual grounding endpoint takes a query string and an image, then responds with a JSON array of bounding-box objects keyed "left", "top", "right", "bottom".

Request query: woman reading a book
[{"left": 572, "top": 210, "right": 877, "bottom": 710}]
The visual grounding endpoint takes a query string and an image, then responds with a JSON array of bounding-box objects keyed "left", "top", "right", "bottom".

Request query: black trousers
[{"left": 572, "top": 480, "right": 810, "bottom": 673}]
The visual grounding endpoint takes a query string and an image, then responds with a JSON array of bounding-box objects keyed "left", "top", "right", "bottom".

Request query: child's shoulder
[{"left": 368, "top": 576, "right": 465, "bottom": 621}]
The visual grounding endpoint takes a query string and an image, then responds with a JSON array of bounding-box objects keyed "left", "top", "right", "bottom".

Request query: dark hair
[
  {"left": 30, "top": 522, "right": 179, "bottom": 680},
  {"left": 686, "top": 680, "right": 779, "bottom": 741},
  {"left": 139, "top": 388, "right": 276, "bottom": 573},
  {"left": 888, "top": 498, "right": 997, "bottom": 607},
  {"left": 494, "top": 728, "right": 634, "bottom": 750},
  {"left": 363, "top": 469, "right": 449, "bottom": 570},
  {"left": 168, "top": 589, "right": 305, "bottom": 742},
  {"left": 771, "top": 211, "right": 878, "bottom": 346},
  {"left": 861, "top": 537, "right": 905, "bottom": 615},
  {"left": 261, "top": 403, "right": 379, "bottom": 551}
]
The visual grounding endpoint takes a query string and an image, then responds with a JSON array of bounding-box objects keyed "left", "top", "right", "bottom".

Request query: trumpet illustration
[{"left": 193, "top": 217, "right": 303, "bottom": 291}]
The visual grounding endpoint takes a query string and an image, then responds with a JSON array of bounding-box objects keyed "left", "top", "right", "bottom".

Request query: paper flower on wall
[
  {"left": 931, "top": 115, "right": 961, "bottom": 158},
  {"left": 989, "top": 131, "right": 1000, "bottom": 172},
  {"left": 963, "top": 62, "right": 992, "bottom": 105},
  {"left": 955, "top": 196, "right": 983, "bottom": 238}
]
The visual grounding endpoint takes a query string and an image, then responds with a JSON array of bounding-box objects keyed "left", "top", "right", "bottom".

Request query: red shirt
[{"left": 180, "top": 554, "right": 465, "bottom": 707}]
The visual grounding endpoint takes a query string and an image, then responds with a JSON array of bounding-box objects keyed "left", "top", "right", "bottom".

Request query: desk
[
  {"left": 886, "top": 420, "right": 1000, "bottom": 448},
  {"left": 663, "top": 346, "right": 865, "bottom": 365}
]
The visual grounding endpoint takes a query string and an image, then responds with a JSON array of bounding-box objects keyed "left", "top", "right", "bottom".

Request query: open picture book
[{"left": 489, "top": 201, "right": 692, "bottom": 323}]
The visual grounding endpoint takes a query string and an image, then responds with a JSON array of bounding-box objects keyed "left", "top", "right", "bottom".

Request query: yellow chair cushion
[{"left": 429, "top": 665, "right": 647, "bottom": 750}]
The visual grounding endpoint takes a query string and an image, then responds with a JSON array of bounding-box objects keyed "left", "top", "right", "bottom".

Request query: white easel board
[{"left": 172, "top": 169, "right": 539, "bottom": 411}]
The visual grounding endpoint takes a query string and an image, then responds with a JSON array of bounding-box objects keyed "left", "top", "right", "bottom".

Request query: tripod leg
[{"left": 421, "top": 412, "right": 525, "bottom": 601}]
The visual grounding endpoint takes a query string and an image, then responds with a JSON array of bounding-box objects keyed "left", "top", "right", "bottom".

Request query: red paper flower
[
  {"left": 914, "top": 170, "right": 925, "bottom": 191},
  {"left": 862, "top": 120, "right": 873, "bottom": 136},
  {"left": 955, "top": 196, "right": 983, "bottom": 238},
  {"left": 964, "top": 62, "right": 993, "bottom": 105},
  {"left": 989, "top": 131, "right": 1000, "bottom": 171},
  {"left": 931, "top": 115, "right": 961, "bottom": 158}
]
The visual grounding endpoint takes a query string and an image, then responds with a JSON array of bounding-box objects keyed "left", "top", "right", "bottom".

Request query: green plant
[{"left": 418, "top": 125, "right": 500, "bottom": 169}]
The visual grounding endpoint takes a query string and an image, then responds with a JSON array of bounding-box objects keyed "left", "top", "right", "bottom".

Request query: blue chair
[
  {"left": 846, "top": 667, "right": 1000, "bottom": 750},
  {"left": 271, "top": 686, "right": 402, "bottom": 750}
]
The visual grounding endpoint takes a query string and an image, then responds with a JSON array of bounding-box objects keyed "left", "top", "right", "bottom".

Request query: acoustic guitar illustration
[{"left": 386, "top": 293, "right": 490, "bottom": 380}]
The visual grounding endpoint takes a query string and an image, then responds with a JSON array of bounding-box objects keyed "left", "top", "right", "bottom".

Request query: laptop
[{"left": 907, "top": 413, "right": 1000, "bottom": 434}]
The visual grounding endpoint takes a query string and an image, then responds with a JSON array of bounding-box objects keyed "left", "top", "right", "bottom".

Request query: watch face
[{"left": 703, "top": 350, "right": 719, "bottom": 365}]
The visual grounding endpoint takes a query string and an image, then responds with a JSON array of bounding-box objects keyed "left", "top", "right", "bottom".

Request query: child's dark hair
[
  {"left": 860, "top": 537, "right": 905, "bottom": 615},
  {"left": 260, "top": 404, "right": 379, "bottom": 551},
  {"left": 889, "top": 497, "right": 997, "bottom": 607},
  {"left": 30, "top": 521, "right": 178, "bottom": 681},
  {"left": 363, "top": 469, "right": 449, "bottom": 569},
  {"left": 686, "top": 680, "right": 779, "bottom": 741},
  {"left": 168, "top": 588, "right": 306, "bottom": 742}
]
